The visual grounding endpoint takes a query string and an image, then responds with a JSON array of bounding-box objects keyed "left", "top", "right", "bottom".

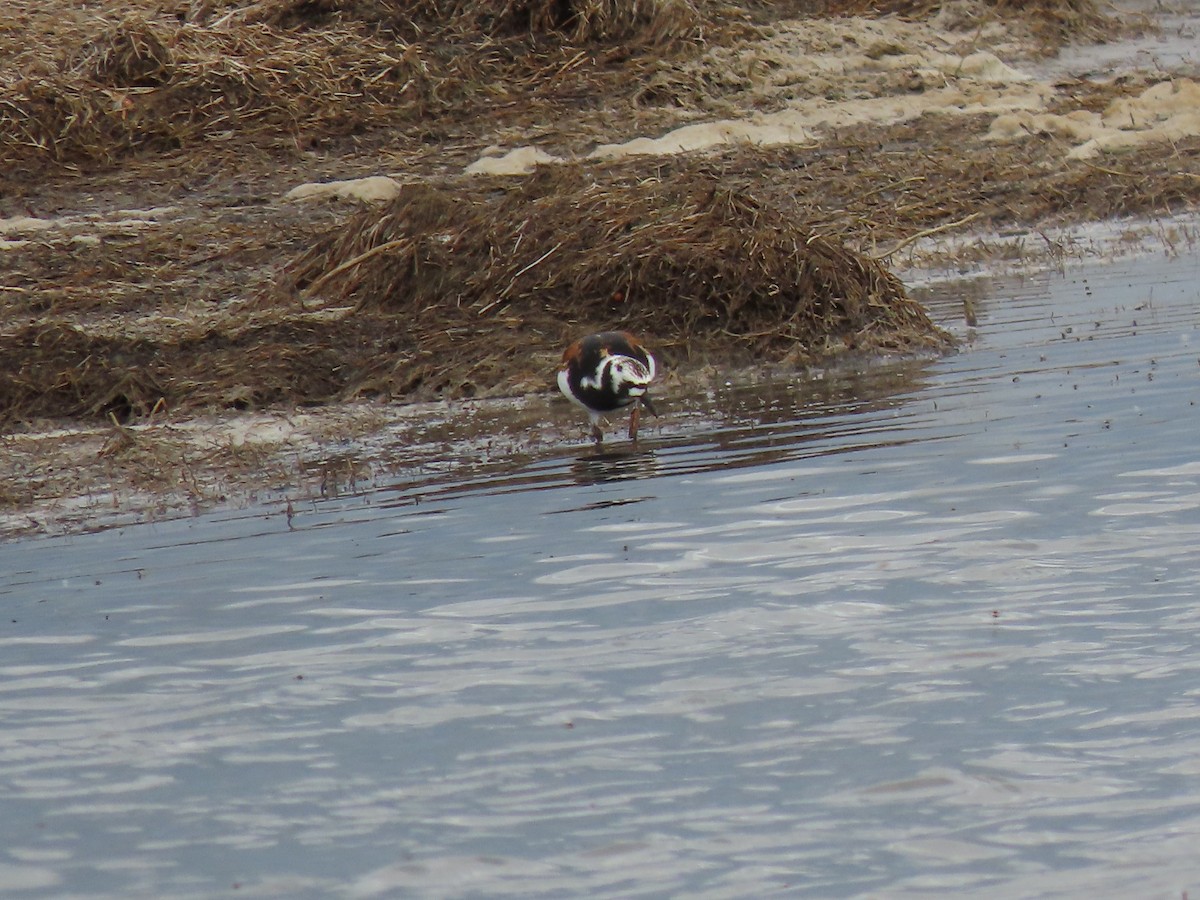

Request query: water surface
[{"left": 2, "top": 253, "right": 1200, "bottom": 898}]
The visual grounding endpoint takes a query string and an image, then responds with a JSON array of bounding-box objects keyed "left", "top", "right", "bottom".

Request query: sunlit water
[{"left": 2, "top": 253, "right": 1199, "bottom": 899}]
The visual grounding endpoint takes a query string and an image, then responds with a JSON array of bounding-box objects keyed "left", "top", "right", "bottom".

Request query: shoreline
[{"left": 5, "top": 212, "right": 1197, "bottom": 541}]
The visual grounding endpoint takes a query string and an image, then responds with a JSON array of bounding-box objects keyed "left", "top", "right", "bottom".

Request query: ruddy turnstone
[{"left": 557, "top": 331, "right": 658, "bottom": 443}]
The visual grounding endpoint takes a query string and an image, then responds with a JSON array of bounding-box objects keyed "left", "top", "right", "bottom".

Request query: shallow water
[{"left": 2, "top": 253, "right": 1200, "bottom": 898}]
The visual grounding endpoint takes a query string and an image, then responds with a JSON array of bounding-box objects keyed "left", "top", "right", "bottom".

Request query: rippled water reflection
[{"left": 3, "top": 254, "right": 1200, "bottom": 898}]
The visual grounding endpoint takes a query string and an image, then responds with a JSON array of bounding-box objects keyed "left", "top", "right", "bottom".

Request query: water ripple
[{"left": 1, "top": 254, "right": 1200, "bottom": 897}]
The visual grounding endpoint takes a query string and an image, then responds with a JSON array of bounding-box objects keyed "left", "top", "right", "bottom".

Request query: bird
[{"left": 557, "top": 331, "right": 658, "bottom": 443}]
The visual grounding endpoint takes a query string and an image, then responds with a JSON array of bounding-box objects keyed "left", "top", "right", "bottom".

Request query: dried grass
[
  {"left": 2, "top": 13, "right": 432, "bottom": 173},
  {"left": 0, "top": 0, "right": 1112, "bottom": 176},
  {"left": 0, "top": 0, "right": 705, "bottom": 177},
  {"left": 198, "top": 0, "right": 701, "bottom": 41},
  {"left": 0, "top": 317, "right": 361, "bottom": 424},
  {"left": 283, "top": 163, "right": 950, "bottom": 380}
]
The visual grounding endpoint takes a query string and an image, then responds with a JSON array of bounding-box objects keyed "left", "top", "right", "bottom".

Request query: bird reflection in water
[{"left": 569, "top": 445, "right": 661, "bottom": 487}]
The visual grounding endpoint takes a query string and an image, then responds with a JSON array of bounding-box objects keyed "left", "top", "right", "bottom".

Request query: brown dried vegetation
[
  {"left": 0, "top": 0, "right": 709, "bottom": 177},
  {"left": 283, "top": 166, "right": 945, "bottom": 372},
  {"left": 3, "top": 0, "right": 1192, "bottom": 440}
]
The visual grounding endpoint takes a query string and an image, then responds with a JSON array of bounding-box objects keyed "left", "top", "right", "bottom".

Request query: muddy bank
[{"left": 2, "top": 0, "right": 1199, "bottom": 536}]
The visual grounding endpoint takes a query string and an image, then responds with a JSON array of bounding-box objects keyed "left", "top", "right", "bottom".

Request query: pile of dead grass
[
  {"left": 0, "top": 0, "right": 703, "bottom": 177},
  {"left": 283, "top": 163, "right": 950, "bottom": 388},
  {"left": 1, "top": 12, "right": 432, "bottom": 174}
]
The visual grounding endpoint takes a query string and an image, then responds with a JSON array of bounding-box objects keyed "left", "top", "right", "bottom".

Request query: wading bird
[{"left": 557, "top": 331, "right": 658, "bottom": 443}]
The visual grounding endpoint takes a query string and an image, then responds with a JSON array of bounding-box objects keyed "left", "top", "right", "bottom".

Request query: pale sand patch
[
  {"left": 0, "top": 216, "right": 58, "bottom": 236},
  {"left": 467, "top": 78, "right": 1054, "bottom": 175},
  {"left": 284, "top": 175, "right": 404, "bottom": 203},
  {"left": 588, "top": 80, "right": 1050, "bottom": 162},
  {"left": 1, "top": 208, "right": 177, "bottom": 243},
  {"left": 465, "top": 147, "right": 561, "bottom": 176},
  {"left": 464, "top": 14, "right": 1049, "bottom": 175},
  {"left": 988, "top": 77, "right": 1200, "bottom": 158}
]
